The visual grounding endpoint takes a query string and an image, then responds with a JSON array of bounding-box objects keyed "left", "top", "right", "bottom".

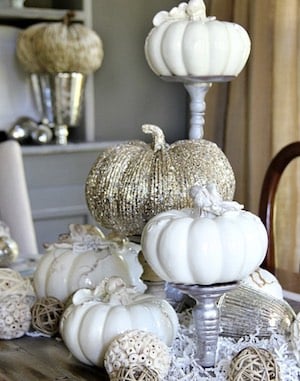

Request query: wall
[{"left": 92, "top": 0, "right": 188, "bottom": 144}]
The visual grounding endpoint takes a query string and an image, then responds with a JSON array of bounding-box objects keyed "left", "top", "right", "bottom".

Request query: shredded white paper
[
  {"left": 166, "top": 309, "right": 300, "bottom": 380},
  {"left": 25, "top": 306, "right": 300, "bottom": 380}
]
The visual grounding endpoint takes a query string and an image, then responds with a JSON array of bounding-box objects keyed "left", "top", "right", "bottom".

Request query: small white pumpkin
[
  {"left": 145, "top": 0, "right": 251, "bottom": 77},
  {"left": 141, "top": 184, "right": 268, "bottom": 285},
  {"left": 242, "top": 268, "right": 283, "bottom": 300},
  {"left": 33, "top": 224, "right": 145, "bottom": 303},
  {"left": 60, "top": 277, "right": 179, "bottom": 367}
]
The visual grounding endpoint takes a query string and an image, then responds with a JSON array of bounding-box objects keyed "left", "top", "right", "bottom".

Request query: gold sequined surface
[{"left": 85, "top": 125, "right": 235, "bottom": 236}]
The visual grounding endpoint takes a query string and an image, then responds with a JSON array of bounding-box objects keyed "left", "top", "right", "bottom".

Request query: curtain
[{"left": 204, "top": 0, "right": 300, "bottom": 271}]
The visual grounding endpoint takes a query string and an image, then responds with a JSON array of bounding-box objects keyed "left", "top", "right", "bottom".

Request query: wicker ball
[
  {"left": 86, "top": 124, "right": 235, "bottom": 236},
  {"left": 228, "top": 346, "right": 279, "bottom": 381},
  {"left": 109, "top": 367, "right": 159, "bottom": 381},
  {"left": 0, "top": 268, "right": 35, "bottom": 305},
  {"left": 0, "top": 294, "right": 32, "bottom": 339},
  {"left": 104, "top": 329, "right": 171, "bottom": 381},
  {"left": 31, "top": 297, "right": 64, "bottom": 336}
]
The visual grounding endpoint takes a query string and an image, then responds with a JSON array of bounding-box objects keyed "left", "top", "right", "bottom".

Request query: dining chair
[
  {"left": 0, "top": 139, "right": 38, "bottom": 257},
  {"left": 258, "top": 141, "right": 300, "bottom": 273}
]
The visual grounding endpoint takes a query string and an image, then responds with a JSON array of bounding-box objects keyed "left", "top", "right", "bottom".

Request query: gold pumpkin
[
  {"left": 85, "top": 124, "right": 235, "bottom": 236},
  {"left": 16, "top": 12, "right": 103, "bottom": 75}
]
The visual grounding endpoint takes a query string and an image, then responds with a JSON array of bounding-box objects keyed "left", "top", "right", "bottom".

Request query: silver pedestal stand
[
  {"left": 162, "top": 75, "right": 235, "bottom": 140},
  {"left": 171, "top": 281, "right": 238, "bottom": 368}
]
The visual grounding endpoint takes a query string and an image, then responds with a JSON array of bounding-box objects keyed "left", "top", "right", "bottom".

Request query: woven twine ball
[
  {"left": 228, "top": 346, "right": 279, "bottom": 381},
  {"left": 0, "top": 268, "right": 35, "bottom": 305},
  {"left": 31, "top": 296, "right": 64, "bottom": 336},
  {"left": 104, "top": 329, "right": 171, "bottom": 381},
  {"left": 109, "top": 366, "right": 159, "bottom": 381}
]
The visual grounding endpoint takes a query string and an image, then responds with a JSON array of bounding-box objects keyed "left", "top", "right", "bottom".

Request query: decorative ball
[
  {"left": 86, "top": 124, "right": 235, "bottom": 236},
  {"left": 31, "top": 296, "right": 65, "bottom": 336},
  {"left": 228, "top": 346, "right": 279, "bottom": 381},
  {"left": 0, "top": 236, "right": 19, "bottom": 266},
  {"left": 0, "top": 294, "right": 32, "bottom": 339},
  {"left": 0, "top": 268, "right": 35, "bottom": 305},
  {"left": 0, "top": 268, "right": 35, "bottom": 339},
  {"left": 104, "top": 330, "right": 171, "bottom": 381},
  {"left": 0, "top": 221, "right": 19, "bottom": 266},
  {"left": 145, "top": 0, "right": 251, "bottom": 78}
]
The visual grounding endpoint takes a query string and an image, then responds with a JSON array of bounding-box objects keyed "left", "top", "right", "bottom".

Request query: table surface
[
  {"left": 0, "top": 335, "right": 109, "bottom": 381},
  {"left": 1, "top": 267, "right": 299, "bottom": 381}
]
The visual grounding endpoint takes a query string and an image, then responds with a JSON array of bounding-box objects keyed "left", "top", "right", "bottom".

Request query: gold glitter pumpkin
[{"left": 85, "top": 124, "right": 235, "bottom": 236}]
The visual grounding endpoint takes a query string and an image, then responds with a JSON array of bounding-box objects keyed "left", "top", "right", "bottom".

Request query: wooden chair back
[{"left": 259, "top": 141, "right": 300, "bottom": 272}]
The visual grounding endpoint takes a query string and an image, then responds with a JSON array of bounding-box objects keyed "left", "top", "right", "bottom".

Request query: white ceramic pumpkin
[
  {"left": 141, "top": 184, "right": 268, "bottom": 285},
  {"left": 242, "top": 268, "right": 283, "bottom": 300},
  {"left": 60, "top": 277, "right": 179, "bottom": 367},
  {"left": 33, "top": 224, "right": 145, "bottom": 302},
  {"left": 145, "top": 0, "right": 251, "bottom": 77}
]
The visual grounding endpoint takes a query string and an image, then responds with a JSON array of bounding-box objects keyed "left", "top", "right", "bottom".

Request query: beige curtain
[{"left": 204, "top": 0, "right": 300, "bottom": 271}]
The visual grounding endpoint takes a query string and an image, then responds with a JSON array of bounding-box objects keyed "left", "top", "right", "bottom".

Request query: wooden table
[
  {"left": 1, "top": 267, "right": 299, "bottom": 380},
  {"left": 0, "top": 335, "right": 109, "bottom": 381}
]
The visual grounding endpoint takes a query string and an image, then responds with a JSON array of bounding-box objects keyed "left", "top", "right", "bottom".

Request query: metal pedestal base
[{"left": 171, "top": 282, "right": 238, "bottom": 368}]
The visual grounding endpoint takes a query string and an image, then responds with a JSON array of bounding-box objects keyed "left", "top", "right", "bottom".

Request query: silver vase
[{"left": 30, "top": 72, "right": 86, "bottom": 145}]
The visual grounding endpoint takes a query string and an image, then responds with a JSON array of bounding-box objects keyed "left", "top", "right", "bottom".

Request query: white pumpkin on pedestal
[
  {"left": 145, "top": 0, "right": 251, "bottom": 78},
  {"left": 141, "top": 184, "right": 268, "bottom": 286}
]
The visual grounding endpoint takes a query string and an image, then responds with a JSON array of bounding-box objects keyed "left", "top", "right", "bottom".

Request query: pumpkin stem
[
  {"left": 142, "top": 124, "right": 168, "bottom": 152},
  {"left": 190, "top": 184, "right": 243, "bottom": 217},
  {"left": 63, "top": 10, "right": 76, "bottom": 26},
  {"left": 186, "top": 0, "right": 207, "bottom": 21}
]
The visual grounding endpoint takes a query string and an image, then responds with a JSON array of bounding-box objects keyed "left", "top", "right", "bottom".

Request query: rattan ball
[
  {"left": 228, "top": 346, "right": 279, "bottom": 381},
  {"left": 104, "top": 329, "right": 170, "bottom": 381},
  {"left": 109, "top": 366, "right": 159, "bottom": 381},
  {"left": 31, "top": 296, "right": 64, "bottom": 336}
]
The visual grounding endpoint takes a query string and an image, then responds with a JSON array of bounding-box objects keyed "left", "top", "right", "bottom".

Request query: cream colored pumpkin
[
  {"left": 141, "top": 184, "right": 268, "bottom": 285},
  {"left": 33, "top": 224, "right": 145, "bottom": 302},
  {"left": 145, "top": 0, "right": 251, "bottom": 77},
  {"left": 85, "top": 124, "right": 235, "bottom": 236},
  {"left": 60, "top": 277, "right": 179, "bottom": 367}
]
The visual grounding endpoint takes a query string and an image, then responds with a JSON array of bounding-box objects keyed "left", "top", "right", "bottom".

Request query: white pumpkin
[
  {"left": 242, "top": 268, "right": 283, "bottom": 300},
  {"left": 60, "top": 277, "right": 179, "bottom": 367},
  {"left": 33, "top": 224, "right": 145, "bottom": 302},
  {"left": 141, "top": 184, "right": 268, "bottom": 285},
  {"left": 145, "top": 0, "right": 251, "bottom": 77}
]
